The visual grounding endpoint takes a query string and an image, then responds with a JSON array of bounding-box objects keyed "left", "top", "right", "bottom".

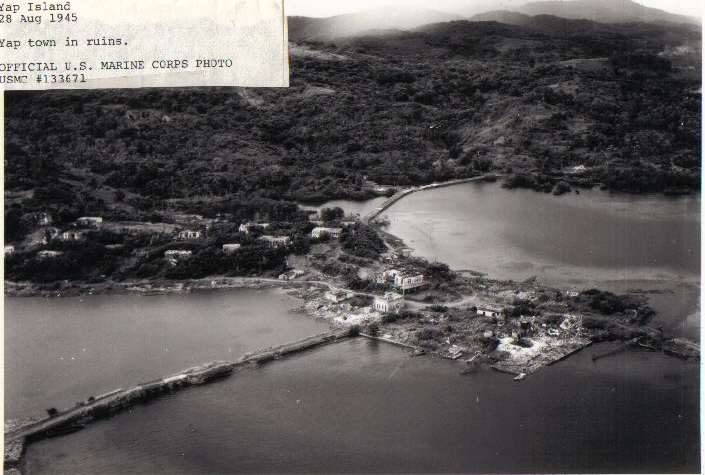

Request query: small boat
[
  {"left": 45, "top": 424, "right": 85, "bottom": 437},
  {"left": 411, "top": 347, "right": 425, "bottom": 356},
  {"left": 514, "top": 373, "right": 527, "bottom": 381}
]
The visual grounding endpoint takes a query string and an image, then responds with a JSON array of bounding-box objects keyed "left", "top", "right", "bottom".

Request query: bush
[
  {"left": 339, "top": 224, "right": 386, "bottom": 259},
  {"left": 588, "top": 291, "right": 625, "bottom": 315},
  {"left": 416, "top": 327, "right": 443, "bottom": 341},
  {"left": 428, "top": 304, "right": 448, "bottom": 312}
]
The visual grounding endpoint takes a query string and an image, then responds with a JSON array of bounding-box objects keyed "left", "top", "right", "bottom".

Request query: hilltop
[{"left": 513, "top": 0, "right": 700, "bottom": 25}]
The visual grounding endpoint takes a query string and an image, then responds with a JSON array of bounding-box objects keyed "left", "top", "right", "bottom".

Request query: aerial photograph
[{"left": 3, "top": 0, "right": 701, "bottom": 473}]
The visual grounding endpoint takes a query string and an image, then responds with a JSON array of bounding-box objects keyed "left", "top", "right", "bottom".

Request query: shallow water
[{"left": 383, "top": 182, "right": 699, "bottom": 287}]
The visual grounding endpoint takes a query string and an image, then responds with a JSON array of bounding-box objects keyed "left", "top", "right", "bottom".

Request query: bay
[{"left": 24, "top": 339, "right": 700, "bottom": 474}]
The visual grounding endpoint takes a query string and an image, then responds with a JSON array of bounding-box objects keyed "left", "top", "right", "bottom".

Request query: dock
[
  {"left": 4, "top": 329, "right": 354, "bottom": 469},
  {"left": 592, "top": 337, "right": 699, "bottom": 362},
  {"left": 592, "top": 338, "right": 640, "bottom": 361},
  {"left": 362, "top": 176, "right": 492, "bottom": 224},
  {"left": 359, "top": 332, "right": 419, "bottom": 350}
]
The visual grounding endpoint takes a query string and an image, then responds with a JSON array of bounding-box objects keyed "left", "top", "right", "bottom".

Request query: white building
[
  {"left": 222, "top": 243, "right": 242, "bottom": 253},
  {"left": 372, "top": 292, "right": 404, "bottom": 313},
  {"left": 476, "top": 307, "right": 502, "bottom": 318},
  {"left": 37, "top": 212, "right": 52, "bottom": 226},
  {"left": 324, "top": 289, "right": 354, "bottom": 303},
  {"left": 164, "top": 250, "right": 192, "bottom": 265},
  {"left": 376, "top": 269, "right": 399, "bottom": 283},
  {"left": 61, "top": 230, "right": 90, "bottom": 241},
  {"left": 239, "top": 222, "right": 270, "bottom": 234},
  {"left": 394, "top": 273, "right": 424, "bottom": 290},
  {"left": 4, "top": 245, "right": 15, "bottom": 256},
  {"left": 76, "top": 217, "right": 103, "bottom": 228},
  {"left": 311, "top": 227, "right": 343, "bottom": 239},
  {"left": 279, "top": 270, "right": 304, "bottom": 281},
  {"left": 178, "top": 230, "right": 201, "bottom": 240}
]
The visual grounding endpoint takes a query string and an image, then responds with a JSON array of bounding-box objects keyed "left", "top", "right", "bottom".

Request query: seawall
[
  {"left": 4, "top": 329, "right": 354, "bottom": 469},
  {"left": 362, "top": 175, "right": 494, "bottom": 224}
]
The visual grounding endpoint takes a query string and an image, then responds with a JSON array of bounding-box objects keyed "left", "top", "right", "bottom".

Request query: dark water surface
[{"left": 24, "top": 339, "right": 700, "bottom": 473}]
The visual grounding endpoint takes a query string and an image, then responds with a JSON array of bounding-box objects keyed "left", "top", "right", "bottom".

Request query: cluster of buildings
[
  {"left": 12, "top": 216, "right": 104, "bottom": 258},
  {"left": 320, "top": 288, "right": 405, "bottom": 314},
  {"left": 163, "top": 220, "right": 296, "bottom": 265},
  {"left": 376, "top": 268, "right": 425, "bottom": 292},
  {"left": 474, "top": 304, "right": 586, "bottom": 341},
  {"left": 16, "top": 211, "right": 338, "bottom": 264},
  {"left": 56, "top": 216, "right": 104, "bottom": 243}
]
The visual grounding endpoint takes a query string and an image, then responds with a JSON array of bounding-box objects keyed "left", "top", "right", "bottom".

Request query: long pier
[
  {"left": 4, "top": 329, "right": 355, "bottom": 469},
  {"left": 591, "top": 338, "right": 641, "bottom": 361}
]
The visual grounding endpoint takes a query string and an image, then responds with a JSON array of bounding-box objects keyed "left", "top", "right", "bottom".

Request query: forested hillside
[{"left": 5, "top": 16, "right": 701, "bottom": 226}]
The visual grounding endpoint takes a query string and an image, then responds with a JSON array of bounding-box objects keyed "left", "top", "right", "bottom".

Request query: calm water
[
  {"left": 384, "top": 182, "right": 700, "bottom": 287},
  {"left": 23, "top": 339, "right": 700, "bottom": 473},
  {"left": 4, "top": 289, "right": 326, "bottom": 419}
]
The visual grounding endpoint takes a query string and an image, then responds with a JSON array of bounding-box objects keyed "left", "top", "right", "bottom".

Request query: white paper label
[{"left": 0, "top": 0, "right": 289, "bottom": 89}]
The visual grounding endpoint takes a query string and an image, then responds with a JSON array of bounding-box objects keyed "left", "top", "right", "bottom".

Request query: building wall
[{"left": 373, "top": 298, "right": 389, "bottom": 312}]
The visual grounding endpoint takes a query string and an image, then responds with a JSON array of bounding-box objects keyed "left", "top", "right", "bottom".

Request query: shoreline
[
  {"left": 4, "top": 177, "right": 700, "bottom": 380},
  {"left": 3, "top": 276, "right": 323, "bottom": 299},
  {"left": 362, "top": 174, "right": 497, "bottom": 224}
]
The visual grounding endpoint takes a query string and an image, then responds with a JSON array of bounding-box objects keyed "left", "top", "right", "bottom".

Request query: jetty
[
  {"left": 592, "top": 337, "right": 699, "bottom": 362},
  {"left": 592, "top": 338, "right": 640, "bottom": 361},
  {"left": 362, "top": 175, "right": 493, "bottom": 224},
  {"left": 4, "top": 329, "right": 354, "bottom": 470}
]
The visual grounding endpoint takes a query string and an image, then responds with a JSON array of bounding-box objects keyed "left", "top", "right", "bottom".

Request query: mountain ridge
[
  {"left": 289, "top": 1, "right": 700, "bottom": 41},
  {"left": 516, "top": 0, "right": 700, "bottom": 25}
]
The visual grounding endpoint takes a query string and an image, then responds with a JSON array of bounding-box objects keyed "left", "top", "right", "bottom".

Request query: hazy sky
[{"left": 285, "top": 0, "right": 702, "bottom": 18}]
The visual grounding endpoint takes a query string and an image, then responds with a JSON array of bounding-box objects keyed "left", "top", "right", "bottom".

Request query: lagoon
[{"left": 383, "top": 181, "right": 699, "bottom": 287}]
